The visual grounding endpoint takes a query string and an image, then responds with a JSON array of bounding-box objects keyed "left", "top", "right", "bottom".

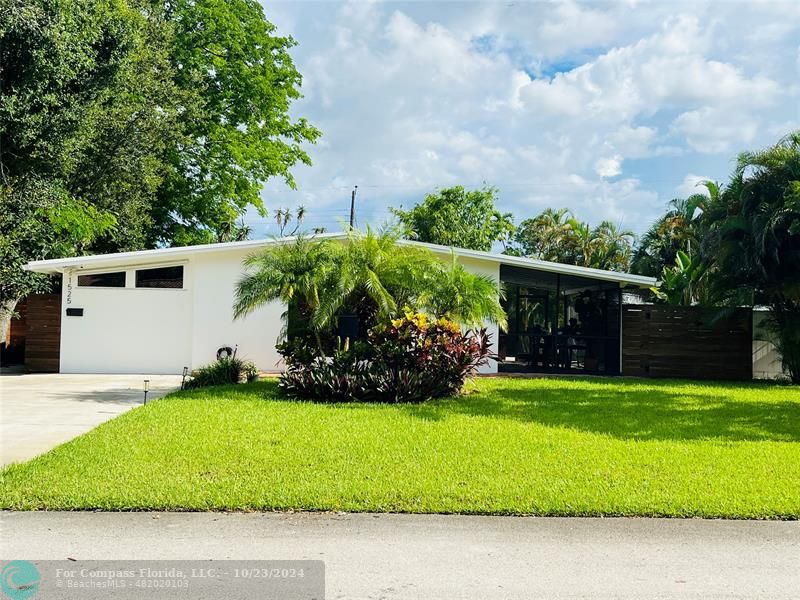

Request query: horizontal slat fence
[
  {"left": 24, "top": 294, "right": 62, "bottom": 372},
  {"left": 622, "top": 305, "right": 752, "bottom": 380}
]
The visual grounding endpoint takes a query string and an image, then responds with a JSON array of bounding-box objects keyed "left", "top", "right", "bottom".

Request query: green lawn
[{"left": 2, "top": 377, "right": 799, "bottom": 518}]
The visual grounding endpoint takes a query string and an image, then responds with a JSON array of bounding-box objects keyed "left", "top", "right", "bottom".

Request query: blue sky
[{"left": 252, "top": 0, "right": 800, "bottom": 237}]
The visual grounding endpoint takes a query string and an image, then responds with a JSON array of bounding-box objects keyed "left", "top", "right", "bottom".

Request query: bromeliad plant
[{"left": 278, "top": 310, "right": 493, "bottom": 403}]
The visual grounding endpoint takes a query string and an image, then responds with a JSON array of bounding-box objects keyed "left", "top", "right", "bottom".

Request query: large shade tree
[
  {"left": 157, "top": 0, "right": 320, "bottom": 246},
  {"left": 392, "top": 185, "right": 514, "bottom": 252},
  {"left": 0, "top": 0, "right": 319, "bottom": 339},
  {"left": 0, "top": 0, "right": 179, "bottom": 337}
]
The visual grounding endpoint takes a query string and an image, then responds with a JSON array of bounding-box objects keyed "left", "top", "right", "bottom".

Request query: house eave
[
  {"left": 25, "top": 232, "right": 657, "bottom": 288},
  {"left": 397, "top": 239, "right": 657, "bottom": 288}
]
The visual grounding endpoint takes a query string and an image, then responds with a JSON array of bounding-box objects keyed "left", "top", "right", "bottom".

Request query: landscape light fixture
[
  {"left": 181, "top": 366, "right": 188, "bottom": 390},
  {"left": 143, "top": 379, "right": 150, "bottom": 404}
]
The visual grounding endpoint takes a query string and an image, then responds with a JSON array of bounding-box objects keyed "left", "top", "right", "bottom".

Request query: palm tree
[
  {"left": 514, "top": 208, "right": 635, "bottom": 271},
  {"left": 591, "top": 221, "right": 635, "bottom": 271},
  {"left": 312, "top": 225, "right": 440, "bottom": 330},
  {"left": 235, "top": 226, "right": 510, "bottom": 343},
  {"left": 513, "top": 208, "right": 574, "bottom": 261},
  {"left": 420, "top": 253, "right": 507, "bottom": 330},
  {"left": 233, "top": 235, "right": 339, "bottom": 341},
  {"left": 632, "top": 185, "right": 715, "bottom": 276},
  {"left": 703, "top": 131, "right": 800, "bottom": 382},
  {"left": 216, "top": 219, "right": 252, "bottom": 242},
  {"left": 567, "top": 218, "right": 595, "bottom": 266}
]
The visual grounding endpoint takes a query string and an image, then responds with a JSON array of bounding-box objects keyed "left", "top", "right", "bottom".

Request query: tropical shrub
[
  {"left": 278, "top": 311, "right": 493, "bottom": 403},
  {"left": 185, "top": 357, "right": 258, "bottom": 389},
  {"left": 702, "top": 131, "right": 800, "bottom": 383},
  {"left": 650, "top": 250, "right": 709, "bottom": 306},
  {"left": 234, "top": 226, "right": 507, "bottom": 340}
]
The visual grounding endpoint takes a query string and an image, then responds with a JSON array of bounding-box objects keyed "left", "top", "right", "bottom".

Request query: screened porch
[{"left": 497, "top": 265, "right": 623, "bottom": 375}]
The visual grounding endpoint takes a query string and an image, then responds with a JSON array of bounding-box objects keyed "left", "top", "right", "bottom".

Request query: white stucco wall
[
  {"left": 60, "top": 266, "right": 192, "bottom": 374},
  {"left": 55, "top": 243, "right": 501, "bottom": 375},
  {"left": 189, "top": 249, "right": 284, "bottom": 372},
  {"left": 753, "top": 310, "right": 789, "bottom": 380}
]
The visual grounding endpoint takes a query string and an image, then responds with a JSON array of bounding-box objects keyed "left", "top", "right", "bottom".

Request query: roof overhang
[
  {"left": 25, "top": 232, "right": 657, "bottom": 288},
  {"left": 23, "top": 233, "right": 347, "bottom": 274},
  {"left": 398, "top": 239, "right": 657, "bottom": 288}
]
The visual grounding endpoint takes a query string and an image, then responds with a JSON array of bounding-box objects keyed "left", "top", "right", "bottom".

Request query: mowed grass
[{"left": 2, "top": 377, "right": 799, "bottom": 518}]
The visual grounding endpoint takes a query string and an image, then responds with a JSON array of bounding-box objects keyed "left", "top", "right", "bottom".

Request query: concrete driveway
[{"left": 0, "top": 373, "right": 181, "bottom": 466}]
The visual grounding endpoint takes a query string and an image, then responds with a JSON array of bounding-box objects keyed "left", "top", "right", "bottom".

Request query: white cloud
[
  {"left": 538, "top": 0, "right": 619, "bottom": 56},
  {"left": 517, "top": 15, "right": 779, "bottom": 121},
  {"left": 595, "top": 156, "right": 623, "bottom": 178},
  {"left": 676, "top": 174, "right": 713, "bottom": 198},
  {"left": 671, "top": 107, "right": 759, "bottom": 154},
  {"left": 254, "top": 0, "right": 800, "bottom": 235}
]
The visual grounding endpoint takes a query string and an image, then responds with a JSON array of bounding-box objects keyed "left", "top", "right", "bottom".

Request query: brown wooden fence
[
  {"left": 622, "top": 305, "right": 752, "bottom": 380},
  {"left": 23, "top": 294, "right": 62, "bottom": 372}
]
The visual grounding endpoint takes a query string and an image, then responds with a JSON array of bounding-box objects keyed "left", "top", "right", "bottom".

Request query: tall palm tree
[
  {"left": 567, "top": 218, "right": 595, "bottom": 266},
  {"left": 632, "top": 185, "right": 715, "bottom": 276},
  {"left": 591, "top": 221, "right": 635, "bottom": 271},
  {"left": 703, "top": 131, "right": 800, "bottom": 381},
  {"left": 513, "top": 208, "right": 574, "bottom": 262},
  {"left": 515, "top": 208, "right": 635, "bottom": 271}
]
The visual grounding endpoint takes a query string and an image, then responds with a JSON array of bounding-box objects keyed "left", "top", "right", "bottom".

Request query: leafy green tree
[
  {"left": 1, "top": 0, "right": 319, "bottom": 336},
  {"left": 1, "top": 0, "right": 186, "bottom": 251},
  {"left": 0, "top": 180, "right": 115, "bottom": 341},
  {"left": 160, "top": 0, "right": 321, "bottom": 246},
  {"left": 0, "top": 0, "right": 175, "bottom": 336},
  {"left": 703, "top": 132, "right": 800, "bottom": 382},
  {"left": 392, "top": 185, "right": 514, "bottom": 252},
  {"left": 2, "top": 0, "right": 318, "bottom": 250}
]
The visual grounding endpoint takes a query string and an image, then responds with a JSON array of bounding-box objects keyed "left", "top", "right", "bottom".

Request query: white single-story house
[{"left": 24, "top": 234, "right": 657, "bottom": 376}]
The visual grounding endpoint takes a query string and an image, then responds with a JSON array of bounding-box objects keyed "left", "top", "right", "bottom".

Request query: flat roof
[{"left": 25, "top": 232, "right": 656, "bottom": 288}]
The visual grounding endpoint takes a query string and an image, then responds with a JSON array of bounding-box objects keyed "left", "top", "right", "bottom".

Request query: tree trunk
[{"left": 0, "top": 297, "right": 20, "bottom": 348}]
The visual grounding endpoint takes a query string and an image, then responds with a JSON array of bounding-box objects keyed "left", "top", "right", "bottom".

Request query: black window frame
[
  {"left": 77, "top": 271, "right": 127, "bottom": 288},
  {"left": 135, "top": 265, "right": 184, "bottom": 289}
]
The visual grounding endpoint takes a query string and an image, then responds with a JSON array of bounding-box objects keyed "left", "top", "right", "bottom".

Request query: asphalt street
[{"left": 2, "top": 511, "right": 798, "bottom": 599}]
